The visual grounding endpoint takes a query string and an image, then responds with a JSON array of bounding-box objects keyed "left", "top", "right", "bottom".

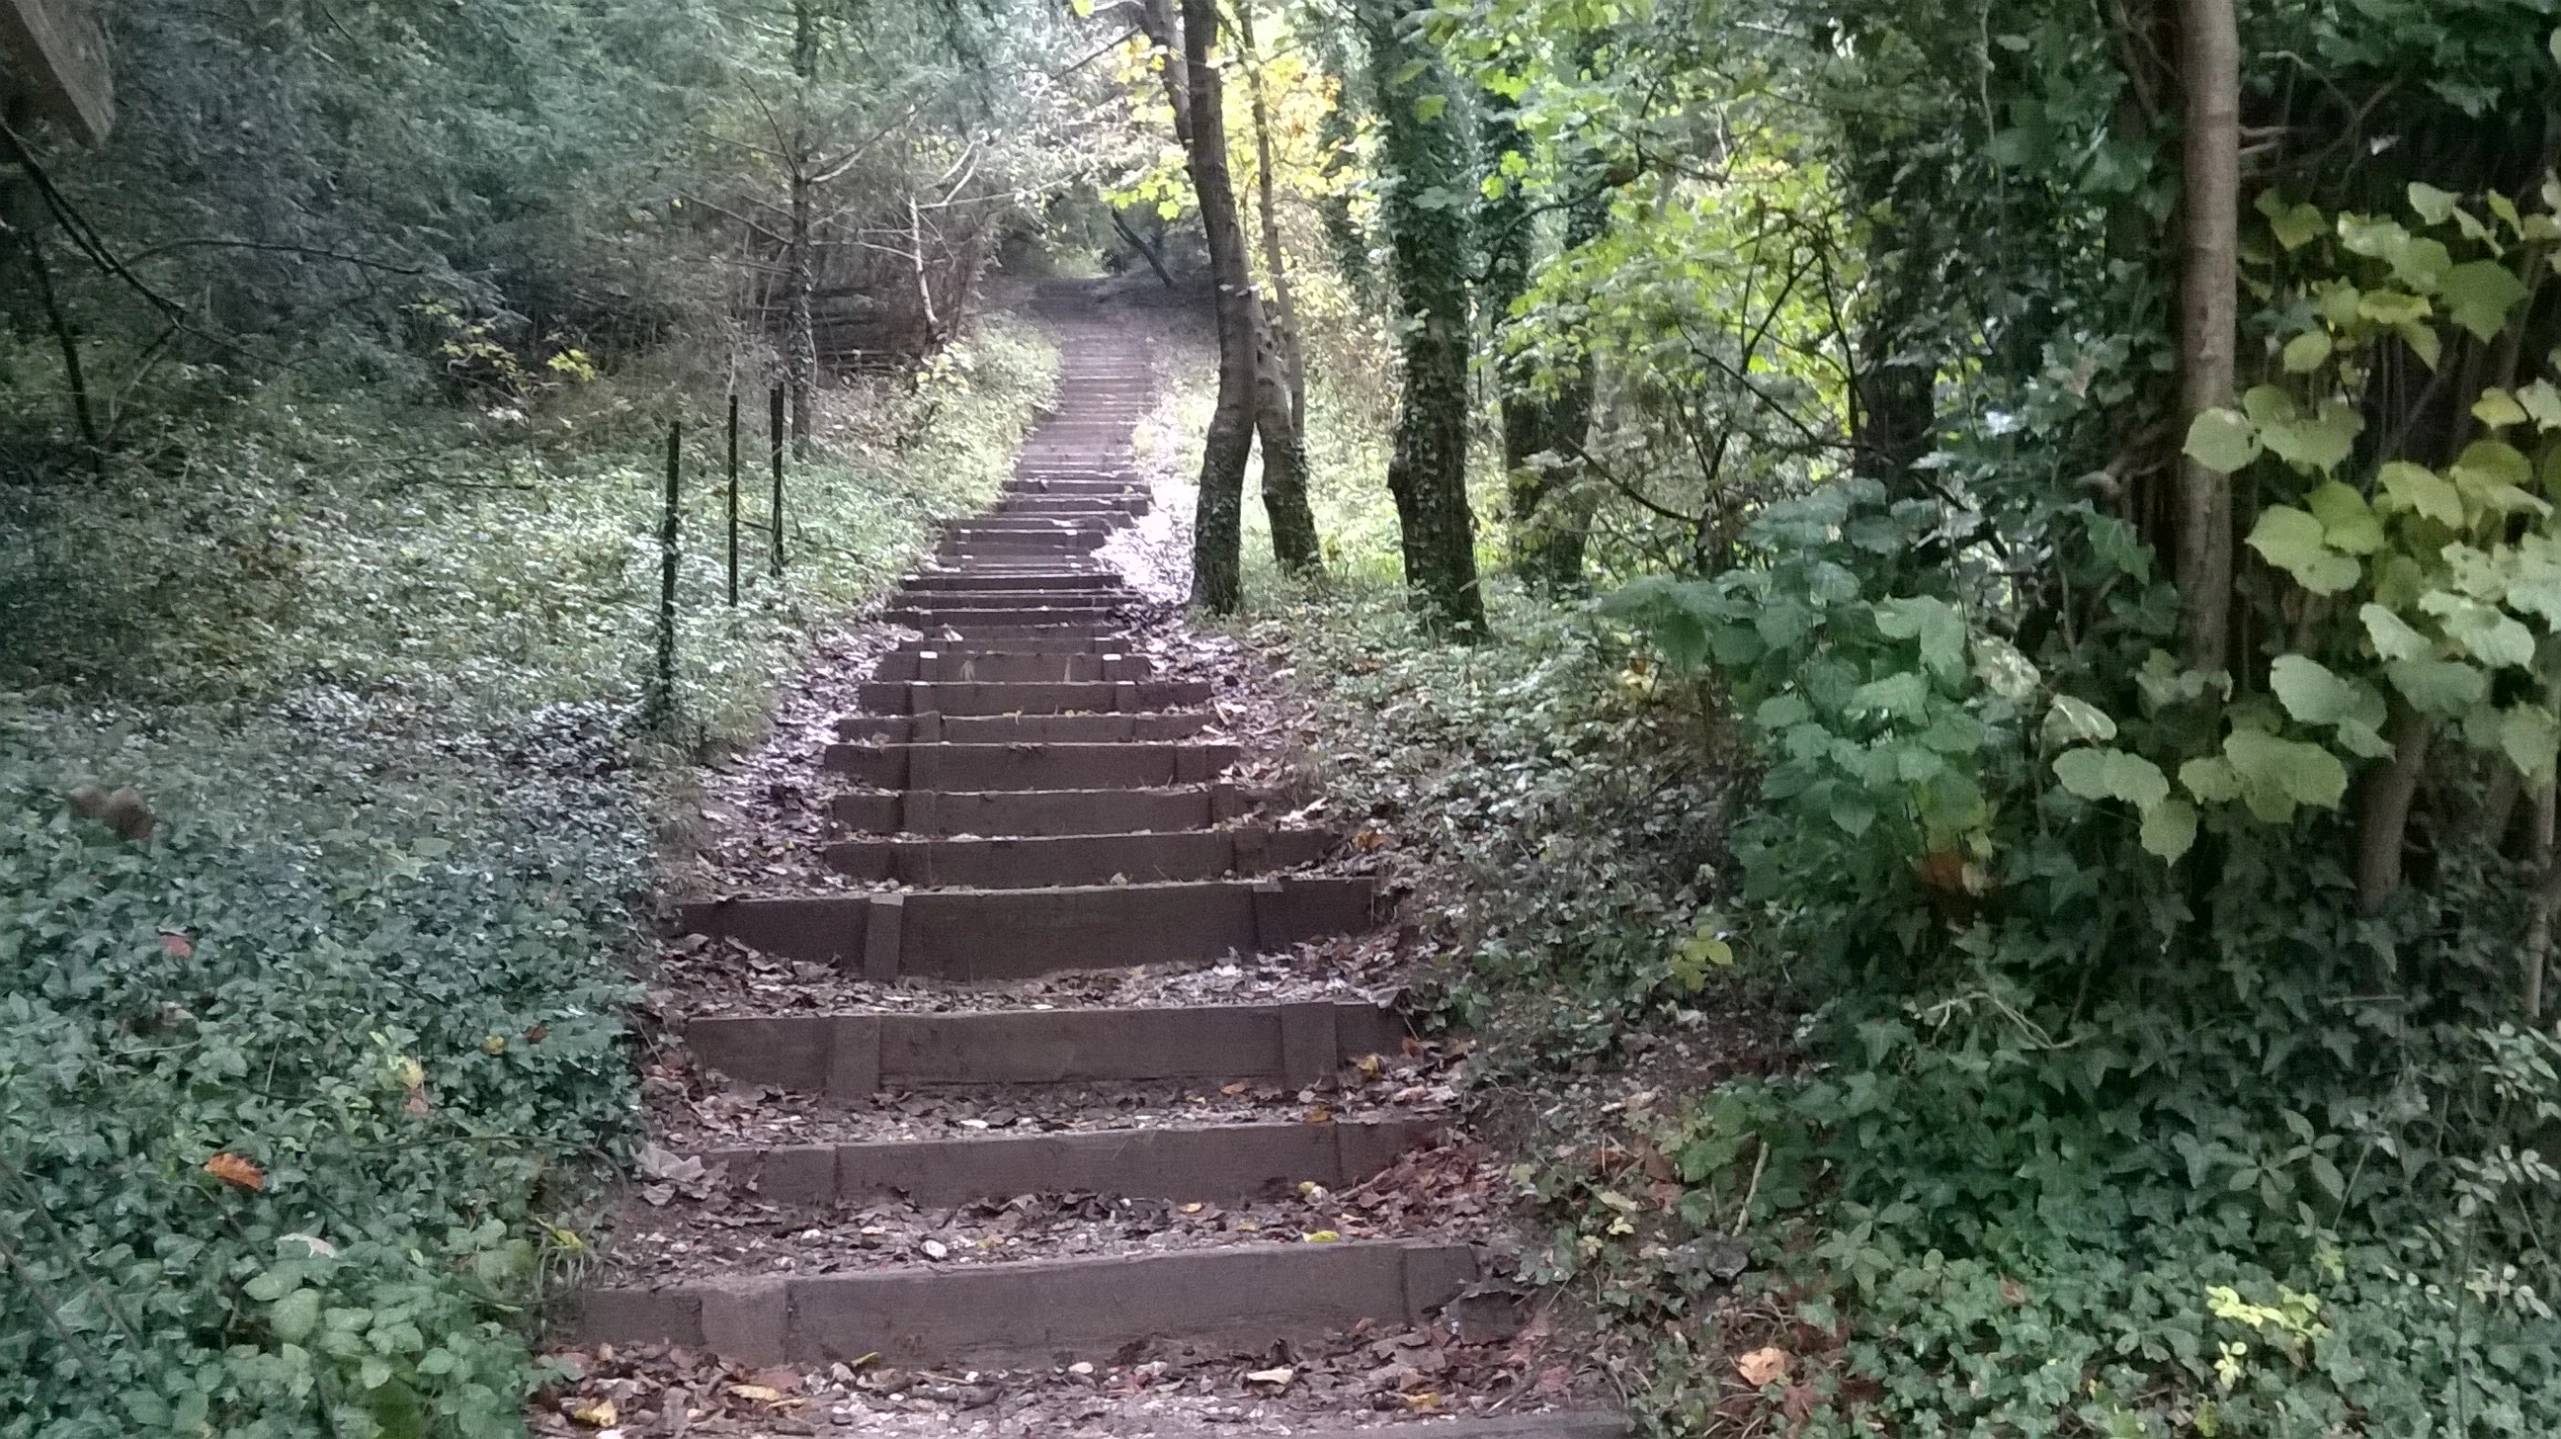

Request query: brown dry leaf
[
  {"left": 1353, "top": 1053, "right": 1385, "bottom": 1080},
  {"left": 1783, "top": 1382, "right": 1821, "bottom": 1422},
  {"left": 728, "top": 1384, "right": 798, "bottom": 1407},
  {"left": 2000, "top": 1276, "right": 2029, "bottom": 1306},
  {"left": 570, "top": 1397, "right": 617, "bottom": 1428},
  {"left": 1736, "top": 1346, "right": 1790, "bottom": 1387},
  {"left": 403, "top": 1086, "right": 431, "bottom": 1117},
  {"left": 205, "top": 1153, "right": 264, "bottom": 1191},
  {"left": 747, "top": 1367, "right": 803, "bottom": 1394},
  {"left": 158, "top": 932, "right": 193, "bottom": 960},
  {"left": 1305, "top": 1104, "right": 1334, "bottom": 1123},
  {"left": 1352, "top": 827, "right": 1387, "bottom": 852},
  {"left": 1401, "top": 1391, "right": 1444, "bottom": 1412},
  {"left": 1243, "top": 1367, "right": 1294, "bottom": 1388},
  {"left": 1220, "top": 1080, "right": 1251, "bottom": 1095}
]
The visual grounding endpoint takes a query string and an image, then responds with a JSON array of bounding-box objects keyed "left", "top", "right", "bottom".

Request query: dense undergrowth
[{"left": 0, "top": 321, "right": 1054, "bottom": 1437}]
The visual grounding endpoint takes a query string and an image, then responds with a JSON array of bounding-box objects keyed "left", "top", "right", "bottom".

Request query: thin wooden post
[
  {"left": 768, "top": 385, "right": 787, "bottom": 576},
  {"left": 653, "top": 419, "right": 681, "bottom": 724},
  {"left": 726, "top": 393, "right": 740, "bottom": 606}
]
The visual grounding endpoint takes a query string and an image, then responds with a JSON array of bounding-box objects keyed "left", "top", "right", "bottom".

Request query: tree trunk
[
  {"left": 1480, "top": 103, "right": 1603, "bottom": 594},
  {"left": 1178, "top": 0, "right": 1258, "bottom": 613},
  {"left": 2356, "top": 699, "right": 2430, "bottom": 911},
  {"left": 1253, "top": 296, "right": 1322, "bottom": 571},
  {"left": 2173, "top": 0, "right": 2239, "bottom": 677},
  {"left": 787, "top": 164, "right": 817, "bottom": 460},
  {"left": 1365, "top": 0, "right": 1487, "bottom": 635},
  {"left": 1235, "top": 0, "right": 1307, "bottom": 433}
]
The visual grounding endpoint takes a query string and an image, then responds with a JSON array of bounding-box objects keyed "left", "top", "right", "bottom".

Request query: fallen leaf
[
  {"left": 404, "top": 1086, "right": 431, "bottom": 1117},
  {"left": 1303, "top": 1229, "right": 1341, "bottom": 1243},
  {"left": 1737, "top": 1346, "right": 1790, "bottom": 1387},
  {"left": 2000, "top": 1276, "right": 2029, "bottom": 1306},
  {"left": 1220, "top": 1080, "right": 1251, "bottom": 1095},
  {"left": 1178, "top": 1202, "right": 1205, "bottom": 1214},
  {"left": 525, "top": 1024, "right": 549, "bottom": 1044},
  {"left": 1243, "top": 1367, "right": 1294, "bottom": 1388},
  {"left": 1353, "top": 1053, "right": 1385, "bottom": 1080},
  {"left": 748, "top": 1367, "right": 803, "bottom": 1394},
  {"left": 922, "top": 1239, "right": 950, "bottom": 1259},
  {"left": 727, "top": 1384, "right": 797, "bottom": 1406},
  {"left": 1305, "top": 1104, "right": 1334, "bottom": 1123},
  {"left": 1401, "top": 1391, "right": 1444, "bottom": 1412},
  {"left": 571, "top": 1397, "right": 617, "bottom": 1427},
  {"left": 157, "top": 932, "right": 193, "bottom": 959},
  {"left": 205, "top": 1153, "right": 264, "bottom": 1191}
]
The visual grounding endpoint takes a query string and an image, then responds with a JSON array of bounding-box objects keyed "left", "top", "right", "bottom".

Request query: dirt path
[{"left": 533, "top": 283, "right": 1619, "bottom": 1439}]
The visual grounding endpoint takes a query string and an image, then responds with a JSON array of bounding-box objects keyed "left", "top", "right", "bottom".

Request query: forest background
[{"left": 3, "top": 0, "right": 2559, "bottom": 1435}]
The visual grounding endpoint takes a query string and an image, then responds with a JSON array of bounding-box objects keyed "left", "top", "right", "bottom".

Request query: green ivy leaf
[
  {"left": 272, "top": 1287, "right": 322, "bottom": 1344},
  {"left": 2361, "top": 604, "right": 2435, "bottom": 661},
  {"left": 2420, "top": 590, "right": 2536, "bottom": 668},
  {"left": 2054, "top": 746, "right": 2171, "bottom": 810},
  {"left": 1756, "top": 694, "right": 1811, "bottom": 730},
  {"left": 2224, "top": 728, "right": 2350, "bottom": 822},
  {"left": 1414, "top": 93, "right": 1449, "bottom": 122},
  {"left": 2500, "top": 704, "right": 2561, "bottom": 782},
  {"left": 1874, "top": 596, "right": 1966, "bottom": 679},
  {"left": 2042, "top": 694, "right": 2118, "bottom": 746},
  {"left": 2245, "top": 505, "right": 2361, "bottom": 594},
  {"left": 1849, "top": 670, "right": 1929, "bottom": 719},
  {"left": 2473, "top": 388, "right": 2531, "bottom": 429},
  {"left": 2305, "top": 481, "right": 2384, "bottom": 554},
  {"left": 1971, "top": 634, "right": 2042, "bottom": 702},
  {"left": 2258, "top": 193, "right": 2325, "bottom": 250},
  {"left": 2183, "top": 408, "right": 2261, "bottom": 474},
  {"left": 2407, "top": 182, "right": 2460, "bottom": 225},
  {"left": 2375, "top": 461, "right": 2464, "bottom": 526},
  {"left": 2385, "top": 657, "right": 2489, "bottom": 716},
  {"left": 2441, "top": 260, "right": 2530, "bottom": 342},
  {"left": 2181, "top": 754, "right": 2242, "bottom": 803},
  {"left": 2141, "top": 797, "right": 2199, "bottom": 861},
  {"left": 2281, "top": 331, "right": 2334, "bottom": 374}
]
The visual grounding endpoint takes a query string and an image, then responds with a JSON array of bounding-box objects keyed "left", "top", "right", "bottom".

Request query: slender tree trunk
[
  {"left": 2173, "top": 0, "right": 2239, "bottom": 677},
  {"left": 1253, "top": 296, "right": 1321, "bottom": 571},
  {"left": 1365, "top": 0, "right": 1486, "bottom": 635},
  {"left": 787, "top": 165, "right": 818, "bottom": 460},
  {"left": 1178, "top": 0, "right": 1257, "bottom": 613},
  {"left": 1235, "top": 0, "right": 1307, "bottom": 433}
]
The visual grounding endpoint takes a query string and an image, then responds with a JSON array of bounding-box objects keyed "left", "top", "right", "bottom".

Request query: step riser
[
  {"left": 678, "top": 877, "right": 1380, "bottom": 979},
  {"left": 833, "top": 784, "right": 1255, "bottom": 836},
  {"left": 901, "top": 574, "right": 1124, "bottom": 592},
  {"left": 834, "top": 712, "right": 1209, "bottom": 744},
  {"left": 884, "top": 606, "right": 1129, "bottom": 627},
  {"left": 866, "top": 653, "right": 1153, "bottom": 683},
  {"left": 576, "top": 1241, "right": 1477, "bottom": 1369},
  {"left": 823, "top": 825, "right": 1331, "bottom": 887},
  {"left": 855, "top": 680, "right": 1214, "bottom": 715},
  {"left": 696, "top": 1120, "right": 1432, "bottom": 1207},
  {"left": 879, "top": 635, "right": 1135, "bottom": 657},
  {"left": 688, "top": 1000, "right": 1407, "bottom": 1093},
  {"left": 826, "top": 742, "right": 1237, "bottom": 790}
]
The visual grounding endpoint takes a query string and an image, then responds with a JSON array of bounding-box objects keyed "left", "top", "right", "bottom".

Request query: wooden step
[
  {"left": 900, "top": 571, "right": 1124, "bottom": 591},
  {"left": 691, "top": 1119, "right": 1434, "bottom": 1207},
  {"left": 823, "top": 825, "right": 1332, "bottom": 887},
  {"left": 832, "top": 710, "right": 1210, "bottom": 744},
  {"left": 831, "top": 781, "right": 1258, "bottom": 836},
  {"left": 854, "top": 679, "right": 1214, "bottom": 714},
  {"left": 882, "top": 633, "right": 1135, "bottom": 657},
  {"left": 867, "top": 651, "right": 1154, "bottom": 683},
  {"left": 677, "top": 875, "right": 1382, "bottom": 978},
  {"left": 575, "top": 1239, "right": 1478, "bottom": 1369},
  {"left": 687, "top": 999, "right": 1409, "bottom": 1093},
  {"left": 825, "top": 740, "right": 1236, "bottom": 790},
  {"left": 881, "top": 603, "right": 1129, "bottom": 628}
]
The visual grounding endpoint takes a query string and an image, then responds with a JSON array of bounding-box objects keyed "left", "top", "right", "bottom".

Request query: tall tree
[
  {"left": 1361, "top": 0, "right": 1486, "bottom": 634},
  {"left": 1234, "top": 0, "right": 1322, "bottom": 576},
  {"left": 1171, "top": 0, "right": 1260, "bottom": 612},
  {"left": 2172, "top": 0, "right": 2238, "bottom": 679}
]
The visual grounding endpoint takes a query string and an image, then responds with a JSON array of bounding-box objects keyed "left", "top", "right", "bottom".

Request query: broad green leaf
[
  {"left": 2259, "top": 193, "right": 2325, "bottom": 250},
  {"left": 2136, "top": 649, "right": 2230, "bottom": 709},
  {"left": 2376, "top": 461, "right": 2464, "bottom": 526},
  {"left": 2489, "top": 191, "right": 2523, "bottom": 234},
  {"left": 2420, "top": 590, "right": 2536, "bottom": 667},
  {"left": 1755, "top": 694, "right": 1811, "bottom": 730},
  {"left": 2268, "top": 654, "right": 2388, "bottom": 730},
  {"left": 2181, "top": 755, "right": 2243, "bottom": 804},
  {"left": 2245, "top": 505, "right": 2361, "bottom": 593},
  {"left": 2441, "top": 259, "right": 2530, "bottom": 342},
  {"left": 1849, "top": 670, "right": 1928, "bottom": 719},
  {"left": 2042, "top": 694, "right": 2118, "bottom": 746},
  {"left": 1874, "top": 596, "right": 1966, "bottom": 678},
  {"left": 2473, "top": 388, "right": 2531, "bottom": 429},
  {"left": 2506, "top": 534, "right": 2561, "bottom": 628},
  {"left": 1414, "top": 93, "right": 1449, "bottom": 122},
  {"left": 2358, "top": 290, "right": 2431, "bottom": 324},
  {"left": 2408, "top": 182, "right": 2460, "bottom": 225},
  {"left": 2450, "top": 440, "right": 2550, "bottom": 517},
  {"left": 2259, "top": 399, "right": 2364, "bottom": 474},
  {"left": 2141, "top": 797, "right": 2199, "bottom": 861},
  {"left": 272, "top": 1288, "right": 322, "bottom": 1344},
  {"left": 2445, "top": 543, "right": 2509, "bottom": 600},
  {"left": 2315, "top": 282, "right": 2363, "bottom": 328},
  {"left": 2281, "top": 331, "right": 2334, "bottom": 374},
  {"left": 2338, "top": 213, "right": 2408, "bottom": 260},
  {"left": 2397, "top": 320, "right": 2444, "bottom": 369},
  {"left": 2183, "top": 408, "right": 2261, "bottom": 474},
  {"left": 2516, "top": 379, "right": 2561, "bottom": 430},
  {"left": 2361, "top": 603, "right": 2435, "bottom": 661},
  {"left": 2053, "top": 746, "right": 2170, "bottom": 810},
  {"left": 2305, "top": 481, "right": 2384, "bottom": 554},
  {"left": 2224, "top": 728, "right": 2350, "bottom": 821},
  {"left": 2501, "top": 703, "right": 2561, "bottom": 782},
  {"left": 2389, "top": 236, "right": 2452, "bottom": 291},
  {"left": 1971, "top": 634, "right": 2042, "bottom": 702},
  {"left": 2385, "top": 657, "right": 2489, "bottom": 716},
  {"left": 2241, "top": 385, "right": 2298, "bottom": 428}
]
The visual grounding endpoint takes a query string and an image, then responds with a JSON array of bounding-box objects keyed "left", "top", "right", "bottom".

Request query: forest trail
[{"left": 545, "top": 283, "right": 1619, "bottom": 1438}]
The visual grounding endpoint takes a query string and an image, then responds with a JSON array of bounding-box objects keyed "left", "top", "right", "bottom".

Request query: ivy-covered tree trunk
[
  {"left": 1236, "top": 0, "right": 1322, "bottom": 576},
  {"left": 787, "top": 164, "right": 818, "bottom": 459},
  {"left": 1365, "top": 0, "right": 1487, "bottom": 635},
  {"left": 1480, "top": 101, "right": 1604, "bottom": 593},
  {"left": 1178, "top": 0, "right": 1257, "bottom": 613}
]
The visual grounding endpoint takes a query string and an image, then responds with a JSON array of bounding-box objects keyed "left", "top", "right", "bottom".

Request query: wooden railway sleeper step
[{"left": 830, "top": 780, "right": 1266, "bottom": 836}]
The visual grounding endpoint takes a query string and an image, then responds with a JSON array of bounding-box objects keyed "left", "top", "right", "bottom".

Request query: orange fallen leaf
[
  {"left": 1304, "top": 1104, "right": 1334, "bottom": 1123},
  {"left": 1736, "top": 1346, "right": 1790, "bottom": 1387},
  {"left": 205, "top": 1153, "right": 264, "bottom": 1191}
]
